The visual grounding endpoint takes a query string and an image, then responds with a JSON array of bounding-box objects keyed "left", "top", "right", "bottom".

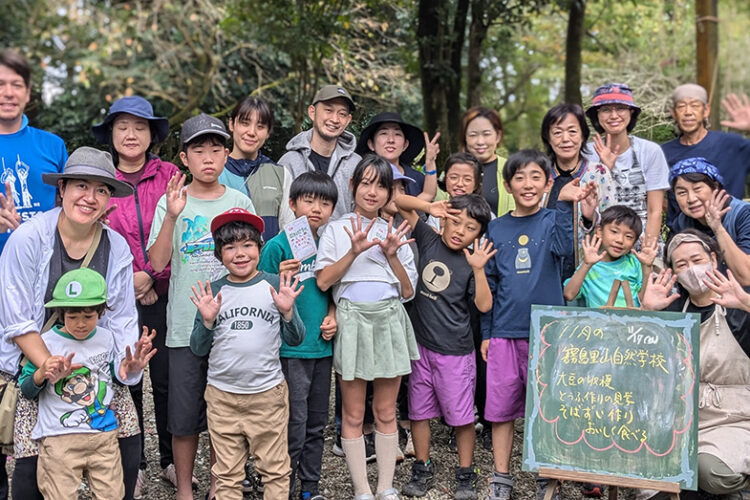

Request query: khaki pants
[
  {"left": 37, "top": 430, "right": 124, "bottom": 500},
  {"left": 205, "top": 382, "right": 291, "bottom": 500}
]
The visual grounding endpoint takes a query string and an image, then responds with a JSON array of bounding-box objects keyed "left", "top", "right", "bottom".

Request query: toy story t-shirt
[{"left": 148, "top": 187, "right": 255, "bottom": 347}]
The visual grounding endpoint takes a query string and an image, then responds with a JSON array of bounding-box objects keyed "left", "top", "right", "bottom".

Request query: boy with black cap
[
  {"left": 278, "top": 85, "right": 360, "bottom": 219},
  {"left": 190, "top": 207, "right": 305, "bottom": 500},
  {"left": 147, "top": 113, "right": 256, "bottom": 500}
]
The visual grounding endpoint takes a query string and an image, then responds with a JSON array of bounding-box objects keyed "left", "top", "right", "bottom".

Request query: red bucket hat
[{"left": 585, "top": 83, "right": 642, "bottom": 133}]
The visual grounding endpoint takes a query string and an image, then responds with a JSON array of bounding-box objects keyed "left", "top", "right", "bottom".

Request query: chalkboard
[{"left": 522, "top": 305, "right": 701, "bottom": 490}]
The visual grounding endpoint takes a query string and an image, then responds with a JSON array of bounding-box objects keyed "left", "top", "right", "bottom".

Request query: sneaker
[
  {"left": 447, "top": 427, "right": 457, "bottom": 452},
  {"left": 376, "top": 488, "right": 401, "bottom": 500},
  {"left": 332, "top": 432, "right": 345, "bottom": 457},
  {"left": 159, "top": 464, "right": 199, "bottom": 491},
  {"left": 133, "top": 469, "right": 146, "bottom": 500},
  {"left": 486, "top": 472, "right": 513, "bottom": 500},
  {"left": 364, "top": 432, "right": 377, "bottom": 463},
  {"left": 301, "top": 482, "right": 326, "bottom": 500},
  {"left": 401, "top": 460, "right": 435, "bottom": 497},
  {"left": 255, "top": 472, "right": 264, "bottom": 494},
  {"left": 481, "top": 427, "right": 493, "bottom": 451},
  {"left": 404, "top": 429, "right": 415, "bottom": 458},
  {"left": 242, "top": 463, "right": 254, "bottom": 494},
  {"left": 581, "top": 483, "right": 603, "bottom": 498},
  {"left": 455, "top": 466, "right": 479, "bottom": 500},
  {"left": 536, "top": 478, "right": 561, "bottom": 500}
]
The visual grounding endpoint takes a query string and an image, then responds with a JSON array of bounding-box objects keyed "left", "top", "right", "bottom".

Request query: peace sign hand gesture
[{"left": 424, "top": 131, "right": 441, "bottom": 168}]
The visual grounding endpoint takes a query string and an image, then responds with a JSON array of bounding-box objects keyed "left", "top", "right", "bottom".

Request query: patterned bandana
[{"left": 669, "top": 157, "right": 724, "bottom": 185}]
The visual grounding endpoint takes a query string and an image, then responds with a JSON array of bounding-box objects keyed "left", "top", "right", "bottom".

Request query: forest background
[{"left": 3, "top": 0, "right": 750, "bottom": 173}]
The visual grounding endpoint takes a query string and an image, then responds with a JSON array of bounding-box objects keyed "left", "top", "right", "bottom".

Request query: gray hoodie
[{"left": 278, "top": 129, "right": 361, "bottom": 219}]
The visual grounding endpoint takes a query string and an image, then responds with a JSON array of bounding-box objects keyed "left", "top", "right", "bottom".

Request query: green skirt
[{"left": 334, "top": 298, "right": 420, "bottom": 381}]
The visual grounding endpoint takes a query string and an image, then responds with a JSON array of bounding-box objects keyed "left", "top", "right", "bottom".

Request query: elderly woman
[
  {"left": 0, "top": 147, "right": 147, "bottom": 500},
  {"left": 642, "top": 230, "right": 750, "bottom": 497},
  {"left": 669, "top": 157, "right": 750, "bottom": 287},
  {"left": 92, "top": 95, "right": 181, "bottom": 497}
]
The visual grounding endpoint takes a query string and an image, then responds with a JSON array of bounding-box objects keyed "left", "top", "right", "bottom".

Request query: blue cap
[
  {"left": 669, "top": 157, "right": 724, "bottom": 186},
  {"left": 92, "top": 96, "right": 170, "bottom": 144},
  {"left": 390, "top": 163, "right": 415, "bottom": 184}
]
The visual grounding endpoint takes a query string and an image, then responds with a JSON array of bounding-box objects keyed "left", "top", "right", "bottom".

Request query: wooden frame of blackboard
[{"left": 525, "top": 300, "right": 700, "bottom": 500}]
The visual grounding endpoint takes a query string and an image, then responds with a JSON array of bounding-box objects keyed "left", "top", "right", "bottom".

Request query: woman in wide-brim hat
[
  {"left": 356, "top": 111, "right": 438, "bottom": 201},
  {"left": 580, "top": 82, "right": 670, "bottom": 248},
  {"left": 0, "top": 146, "right": 152, "bottom": 500},
  {"left": 92, "top": 95, "right": 182, "bottom": 497}
]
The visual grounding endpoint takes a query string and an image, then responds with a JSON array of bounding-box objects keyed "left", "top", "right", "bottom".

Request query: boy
[
  {"left": 394, "top": 193, "right": 494, "bottom": 499},
  {"left": 147, "top": 113, "right": 256, "bottom": 500},
  {"left": 481, "top": 149, "right": 592, "bottom": 500},
  {"left": 564, "top": 205, "right": 658, "bottom": 308},
  {"left": 258, "top": 171, "right": 338, "bottom": 500},
  {"left": 190, "top": 208, "right": 305, "bottom": 500},
  {"left": 19, "top": 268, "right": 154, "bottom": 500}
]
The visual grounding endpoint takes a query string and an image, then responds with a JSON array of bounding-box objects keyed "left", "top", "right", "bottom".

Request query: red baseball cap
[{"left": 210, "top": 208, "right": 265, "bottom": 235}]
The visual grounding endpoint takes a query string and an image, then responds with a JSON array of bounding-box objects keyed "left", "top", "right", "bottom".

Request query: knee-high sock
[
  {"left": 341, "top": 435, "right": 372, "bottom": 496},
  {"left": 375, "top": 430, "right": 399, "bottom": 494}
]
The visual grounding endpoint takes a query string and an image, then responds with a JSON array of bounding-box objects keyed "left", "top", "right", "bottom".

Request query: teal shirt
[
  {"left": 258, "top": 230, "right": 332, "bottom": 359},
  {"left": 565, "top": 253, "right": 643, "bottom": 308}
]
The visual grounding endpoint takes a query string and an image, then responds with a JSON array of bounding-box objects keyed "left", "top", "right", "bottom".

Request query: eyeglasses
[{"left": 597, "top": 106, "right": 631, "bottom": 116}]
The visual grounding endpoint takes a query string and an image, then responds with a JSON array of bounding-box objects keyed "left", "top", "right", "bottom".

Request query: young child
[
  {"left": 395, "top": 193, "right": 494, "bottom": 499},
  {"left": 257, "top": 171, "right": 338, "bottom": 500},
  {"left": 190, "top": 207, "right": 305, "bottom": 500},
  {"left": 315, "top": 154, "right": 419, "bottom": 500},
  {"left": 429, "top": 152, "right": 483, "bottom": 230},
  {"left": 19, "top": 268, "right": 155, "bottom": 500},
  {"left": 564, "top": 205, "right": 658, "bottom": 307},
  {"left": 481, "top": 149, "right": 592, "bottom": 500},
  {"left": 147, "top": 113, "right": 256, "bottom": 500}
]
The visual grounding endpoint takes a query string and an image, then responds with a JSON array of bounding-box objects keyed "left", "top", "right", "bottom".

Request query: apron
[{"left": 684, "top": 300, "right": 750, "bottom": 474}]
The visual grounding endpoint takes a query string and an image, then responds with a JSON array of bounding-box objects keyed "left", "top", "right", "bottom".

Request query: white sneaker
[{"left": 133, "top": 469, "right": 146, "bottom": 500}]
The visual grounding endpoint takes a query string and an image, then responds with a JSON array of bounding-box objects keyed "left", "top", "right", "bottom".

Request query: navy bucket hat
[{"left": 92, "top": 96, "right": 170, "bottom": 144}]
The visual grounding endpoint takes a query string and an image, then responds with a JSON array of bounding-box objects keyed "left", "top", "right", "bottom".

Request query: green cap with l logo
[{"left": 44, "top": 268, "right": 107, "bottom": 308}]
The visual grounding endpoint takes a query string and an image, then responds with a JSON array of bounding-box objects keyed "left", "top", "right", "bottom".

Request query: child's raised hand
[
  {"left": 592, "top": 133, "right": 620, "bottom": 170},
  {"left": 641, "top": 269, "right": 680, "bottom": 311},
  {"left": 120, "top": 327, "right": 158, "bottom": 380},
  {"left": 582, "top": 234, "right": 604, "bottom": 266},
  {"left": 278, "top": 259, "right": 301, "bottom": 275},
  {"left": 320, "top": 315, "right": 337, "bottom": 341},
  {"left": 378, "top": 218, "right": 414, "bottom": 257},
  {"left": 271, "top": 271, "right": 304, "bottom": 318},
  {"left": 464, "top": 239, "right": 497, "bottom": 270},
  {"left": 428, "top": 200, "right": 460, "bottom": 223},
  {"left": 632, "top": 236, "right": 658, "bottom": 267},
  {"left": 704, "top": 189, "right": 731, "bottom": 232},
  {"left": 190, "top": 280, "right": 222, "bottom": 327},
  {"left": 43, "top": 353, "right": 82, "bottom": 384},
  {"left": 165, "top": 172, "right": 187, "bottom": 219},
  {"left": 344, "top": 213, "right": 378, "bottom": 256}
]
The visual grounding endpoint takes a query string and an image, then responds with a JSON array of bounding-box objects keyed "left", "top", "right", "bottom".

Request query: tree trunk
[
  {"left": 696, "top": 0, "right": 719, "bottom": 129},
  {"left": 564, "top": 0, "right": 585, "bottom": 106},
  {"left": 467, "top": 0, "right": 488, "bottom": 109}
]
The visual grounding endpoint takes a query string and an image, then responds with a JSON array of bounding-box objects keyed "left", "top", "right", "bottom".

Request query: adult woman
[
  {"left": 541, "top": 103, "right": 596, "bottom": 281},
  {"left": 642, "top": 230, "right": 750, "bottom": 496},
  {"left": 92, "top": 95, "right": 180, "bottom": 497},
  {"left": 581, "top": 83, "right": 670, "bottom": 245},
  {"left": 356, "top": 111, "right": 438, "bottom": 201},
  {"left": 669, "top": 157, "right": 750, "bottom": 286},
  {"left": 459, "top": 106, "right": 515, "bottom": 217},
  {"left": 220, "top": 96, "right": 294, "bottom": 240},
  {"left": 0, "top": 147, "right": 146, "bottom": 500}
]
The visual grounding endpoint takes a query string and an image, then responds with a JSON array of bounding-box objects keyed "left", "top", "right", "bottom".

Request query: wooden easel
[
  {"left": 538, "top": 467, "right": 681, "bottom": 500},
  {"left": 539, "top": 281, "right": 681, "bottom": 500}
]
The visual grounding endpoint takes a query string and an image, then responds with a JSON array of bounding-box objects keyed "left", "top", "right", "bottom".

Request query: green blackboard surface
[{"left": 522, "top": 305, "right": 701, "bottom": 490}]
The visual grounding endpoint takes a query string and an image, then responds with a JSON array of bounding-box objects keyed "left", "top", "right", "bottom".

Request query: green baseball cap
[{"left": 44, "top": 269, "right": 107, "bottom": 308}]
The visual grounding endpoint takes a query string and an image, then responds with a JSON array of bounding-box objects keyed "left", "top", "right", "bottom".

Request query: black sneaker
[
  {"left": 487, "top": 472, "right": 513, "bottom": 500},
  {"left": 454, "top": 466, "right": 479, "bottom": 499},
  {"left": 242, "top": 463, "right": 254, "bottom": 494},
  {"left": 401, "top": 460, "right": 435, "bottom": 497},
  {"left": 364, "top": 432, "right": 377, "bottom": 463},
  {"left": 255, "top": 472, "right": 264, "bottom": 494}
]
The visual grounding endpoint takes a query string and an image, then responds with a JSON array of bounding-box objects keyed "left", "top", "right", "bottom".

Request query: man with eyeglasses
[
  {"left": 278, "top": 85, "right": 361, "bottom": 219},
  {"left": 662, "top": 83, "right": 750, "bottom": 227}
]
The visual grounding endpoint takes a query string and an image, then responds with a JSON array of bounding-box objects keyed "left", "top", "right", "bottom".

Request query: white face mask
[{"left": 676, "top": 263, "right": 713, "bottom": 295}]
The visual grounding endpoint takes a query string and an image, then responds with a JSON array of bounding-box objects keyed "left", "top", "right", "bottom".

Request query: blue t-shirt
[
  {"left": 564, "top": 253, "right": 643, "bottom": 308},
  {"left": 0, "top": 116, "right": 67, "bottom": 253},
  {"left": 662, "top": 131, "right": 750, "bottom": 226},
  {"left": 481, "top": 203, "right": 573, "bottom": 340}
]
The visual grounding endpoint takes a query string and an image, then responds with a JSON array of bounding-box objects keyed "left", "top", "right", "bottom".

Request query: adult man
[
  {"left": 278, "top": 85, "right": 360, "bottom": 219},
  {"left": 662, "top": 83, "right": 750, "bottom": 227},
  {"left": 0, "top": 50, "right": 67, "bottom": 253}
]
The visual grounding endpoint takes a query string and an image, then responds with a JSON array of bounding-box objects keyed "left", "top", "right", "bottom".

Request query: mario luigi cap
[
  {"left": 211, "top": 207, "right": 265, "bottom": 235},
  {"left": 44, "top": 269, "right": 107, "bottom": 309}
]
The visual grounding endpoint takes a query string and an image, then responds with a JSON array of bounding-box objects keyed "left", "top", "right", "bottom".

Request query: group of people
[{"left": 0, "top": 47, "right": 748, "bottom": 500}]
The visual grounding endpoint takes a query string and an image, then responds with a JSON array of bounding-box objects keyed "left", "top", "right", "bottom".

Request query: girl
[
  {"left": 316, "top": 154, "right": 419, "bottom": 500},
  {"left": 428, "top": 152, "right": 482, "bottom": 232}
]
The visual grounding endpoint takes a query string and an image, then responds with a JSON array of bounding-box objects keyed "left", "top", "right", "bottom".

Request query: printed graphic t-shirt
[
  {"left": 148, "top": 187, "right": 255, "bottom": 347},
  {"left": 564, "top": 253, "right": 643, "bottom": 308}
]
